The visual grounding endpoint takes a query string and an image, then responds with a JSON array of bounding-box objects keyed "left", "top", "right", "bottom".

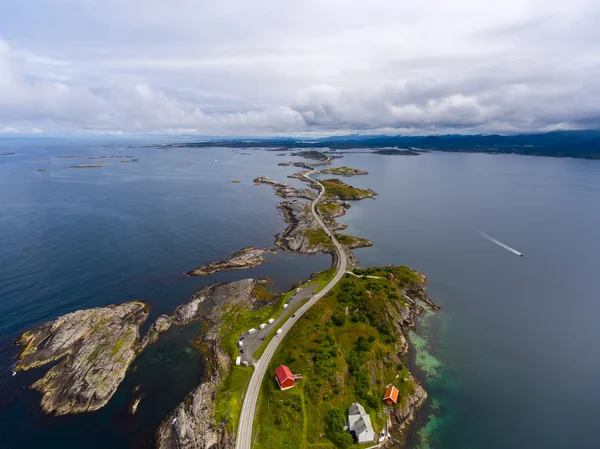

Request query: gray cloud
[{"left": 1, "top": 0, "right": 600, "bottom": 135}]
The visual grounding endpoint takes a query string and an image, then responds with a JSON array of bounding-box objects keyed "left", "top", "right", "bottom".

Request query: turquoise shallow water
[{"left": 1, "top": 138, "right": 599, "bottom": 448}]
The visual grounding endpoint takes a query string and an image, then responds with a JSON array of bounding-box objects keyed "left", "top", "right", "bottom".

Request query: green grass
[
  {"left": 254, "top": 266, "right": 424, "bottom": 448},
  {"left": 304, "top": 229, "right": 334, "bottom": 248},
  {"left": 320, "top": 167, "right": 368, "bottom": 176},
  {"left": 215, "top": 365, "right": 253, "bottom": 432},
  {"left": 254, "top": 268, "right": 337, "bottom": 360},
  {"left": 321, "top": 179, "right": 374, "bottom": 201}
]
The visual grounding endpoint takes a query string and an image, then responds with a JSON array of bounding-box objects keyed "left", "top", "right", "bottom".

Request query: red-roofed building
[
  {"left": 275, "top": 365, "right": 295, "bottom": 390},
  {"left": 383, "top": 385, "right": 399, "bottom": 406}
]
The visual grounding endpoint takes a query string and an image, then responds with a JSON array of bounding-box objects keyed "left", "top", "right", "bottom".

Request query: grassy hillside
[{"left": 254, "top": 266, "right": 425, "bottom": 449}]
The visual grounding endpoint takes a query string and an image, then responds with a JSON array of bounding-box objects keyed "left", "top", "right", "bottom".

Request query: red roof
[
  {"left": 383, "top": 385, "right": 399, "bottom": 404},
  {"left": 275, "top": 365, "right": 294, "bottom": 384}
]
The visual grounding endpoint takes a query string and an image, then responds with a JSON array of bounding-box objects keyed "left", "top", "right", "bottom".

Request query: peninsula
[{"left": 13, "top": 159, "right": 435, "bottom": 449}]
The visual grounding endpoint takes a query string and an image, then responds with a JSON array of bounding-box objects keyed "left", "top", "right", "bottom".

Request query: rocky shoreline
[
  {"left": 187, "top": 247, "right": 275, "bottom": 276},
  {"left": 156, "top": 279, "right": 257, "bottom": 449},
  {"left": 15, "top": 302, "right": 150, "bottom": 415}
]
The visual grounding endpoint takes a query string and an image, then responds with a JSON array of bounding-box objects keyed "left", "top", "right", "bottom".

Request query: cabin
[
  {"left": 348, "top": 403, "right": 375, "bottom": 443},
  {"left": 383, "top": 385, "right": 399, "bottom": 406},
  {"left": 275, "top": 365, "right": 295, "bottom": 390}
]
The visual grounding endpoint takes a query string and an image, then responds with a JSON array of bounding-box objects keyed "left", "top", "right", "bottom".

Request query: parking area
[{"left": 238, "top": 283, "right": 319, "bottom": 364}]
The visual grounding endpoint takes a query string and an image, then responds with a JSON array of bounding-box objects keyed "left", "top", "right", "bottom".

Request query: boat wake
[{"left": 478, "top": 231, "right": 523, "bottom": 257}]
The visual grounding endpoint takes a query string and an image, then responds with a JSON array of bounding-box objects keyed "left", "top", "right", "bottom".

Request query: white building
[{"left": 348, "top": 402, "right": 375, "bottom": 443}]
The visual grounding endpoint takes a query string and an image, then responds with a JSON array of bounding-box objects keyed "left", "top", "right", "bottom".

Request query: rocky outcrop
[
  {"left": 253, "top": 176, "right": 316, "bottom": 200},
  {"left": 15, "top": 301, "right": 149, "bottom": 415},
  {"left": 385, "top": 382, "right": 427, "bottom": 448},
  {"left": 321, "top": 178, "right": 377, "bottom": 200},
  {"left": 319, "top": 167, "right": 368, "bottom": 176},
  {"left": 335, "top": 234, "right": 373, "bottom": 249},
  {"left": 139, "top": 314, "right": 173, "bottom": 349},
  {"left": 156, "top": 279, "right": 257, "bottom": 449},
  {"left": 276, "top": 200, "right": 333, "bottom": 255},
  {"left": 187, "top": 247, "right": 275, "bottom": 276},
  {"left": 277, "top": 162, "right": 292, "bottom": 166}
]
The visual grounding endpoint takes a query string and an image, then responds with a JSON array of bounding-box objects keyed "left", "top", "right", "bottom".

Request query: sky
[{"left": 1, "top": 0, "right": 599, "bottom": 136}]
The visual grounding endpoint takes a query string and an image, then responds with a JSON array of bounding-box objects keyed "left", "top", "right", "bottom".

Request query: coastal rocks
[
  {"left": 389, "top": 382, "right": 427, "bottom": 439},
  {"left": 317, "top": 202, "right": 348, "bottom": 231},
  {"left": 156, "top": 280, "right": 257, "bottom": 449},
  {"left": 277, "top": 162, "right": 292, "bottom": 166},
  {"left": 187, "top": 247, "right": 275, "bottom": 276},
  {"left": 320, "top": 166, "right": 368, "bottom": 176},
  {"left": 253, "top": 176, "right": 316, "bottom": 200},
  {"left": 321, "top": 178, "right": 377, "bottom": 200},
  {"left": 139, "top": 314, "right": 173, "bottom": 349},
  {"left": 334, "top": 234, "right": 373, "bottom": 249},
  {"left": 276, "top": 200, "right": 333, "bottom": 254},
  {"left": 15, "top": 301, "right": 149, "bottom": 415}
]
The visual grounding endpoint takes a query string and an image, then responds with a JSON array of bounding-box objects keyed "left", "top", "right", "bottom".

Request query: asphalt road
[
  {"left": 235, "top": 172, "right": 348, "bottom": 449},
  {"left": 238, "top": 283, "right": 319, "bottom": 364}
]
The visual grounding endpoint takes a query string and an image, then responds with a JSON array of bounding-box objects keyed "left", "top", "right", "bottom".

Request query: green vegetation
[
  {"left": 321, "top": 179, "right": 375, "bottom": 201},
  {"left": 255, "top": 266, "right": 423, "bottom": 448},
  {"left": 334, "top": 234, "right": 372, "bottom": 249},
  {"left": 321, "top": 167, "right": 368, "bottom": 176},
  {"left": 306, "top": 267, "right": 337, "bottom": 294},
  {"left": 254, "top": 268, "right": 337, "bottom": 359},
  {"left": 215, "top": 366, "right": 253, "bottom": 432},
  {"left": 295, "top": 150, "right": 329, "bottom": 161},
  {"left": 304, "top": 228, "right": 334, "bottom": 248},
  {"left": 326, "top": 408, "right": 354, "bottom": 448}
]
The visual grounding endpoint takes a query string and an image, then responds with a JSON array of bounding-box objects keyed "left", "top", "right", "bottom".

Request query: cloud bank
[{"left": 1, "top": 0, "right": 599, "bottom": 135}]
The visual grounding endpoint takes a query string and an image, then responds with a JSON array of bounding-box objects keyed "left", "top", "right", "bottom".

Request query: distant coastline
[{"left": 158, "top": 129, "right": 600, "bottom": 160}]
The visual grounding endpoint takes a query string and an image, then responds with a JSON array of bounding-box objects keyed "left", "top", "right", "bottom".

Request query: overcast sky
[{"left": 1, "top": 0, "right": 599, "bottom": 136}]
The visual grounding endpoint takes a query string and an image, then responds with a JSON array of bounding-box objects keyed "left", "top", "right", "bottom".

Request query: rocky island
[
  {"left": 320, "top": 166, "right": 368, "bottom": 176},
  {"left": 187, "top": 247, "right": 276, "bottom": 276},
  {"left": 65, "top": 163, "right": 104, "bottom": 168},
  {"left": 15, "top": 302, "right": 150, "bottom": 415}
]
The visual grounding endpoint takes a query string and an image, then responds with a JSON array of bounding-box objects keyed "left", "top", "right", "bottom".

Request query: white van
[
  {"left": 275, "top": 328, "right": 282, "bottom": 337},
  {"left": 259, "top": 323, "right": 266, "bottom": 330},
  {"left": 248, "top": 328, "right": 256, "bottom": 335}
]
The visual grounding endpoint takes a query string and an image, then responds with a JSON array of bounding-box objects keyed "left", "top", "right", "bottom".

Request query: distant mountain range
[{"left": 168, "top": 130, "right": 600, "bottom": 159}]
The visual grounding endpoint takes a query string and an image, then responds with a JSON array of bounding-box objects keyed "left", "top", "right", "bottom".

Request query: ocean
[{"left": 1, "top": 138, "right": 599, "bottom": 448}]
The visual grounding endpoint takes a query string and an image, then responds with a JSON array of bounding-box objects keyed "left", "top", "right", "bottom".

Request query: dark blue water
[
  {"left": 1, "top": 139, "right": 599, "bottom": 448},
  {"left": 0, "top": 138, "right": 330, "bottom": 448}
]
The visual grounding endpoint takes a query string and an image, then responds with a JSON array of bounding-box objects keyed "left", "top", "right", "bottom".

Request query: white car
[
  {"left": 283, "top": 304, "right": 289, "bottom": 309},
  {"left": 275, "top": 328, "right": 282, "bottom": 337},
  {"left": 259, "top": 323, "right": 266, "bottom": 329},
  {"left": 268, "top": 318, "right": 275, "bottom": 324},
  {"left": 248, "top": 328, "right": 256, "bottom": 335},
  {"left": 296, "top": 288, "right": 301, "bottom": 293}
]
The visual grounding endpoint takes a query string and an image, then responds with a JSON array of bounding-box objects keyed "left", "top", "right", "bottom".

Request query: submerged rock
[
  {"left": 15, "top": 301, "right": 149, "bottom": 415},
  {"left": 187, "top": 247, "right": 274, "bottom": 276}
]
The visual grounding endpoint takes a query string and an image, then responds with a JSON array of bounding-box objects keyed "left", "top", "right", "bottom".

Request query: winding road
[{"left": 235, "top": 171, "right": 348, "bottom": 449}]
